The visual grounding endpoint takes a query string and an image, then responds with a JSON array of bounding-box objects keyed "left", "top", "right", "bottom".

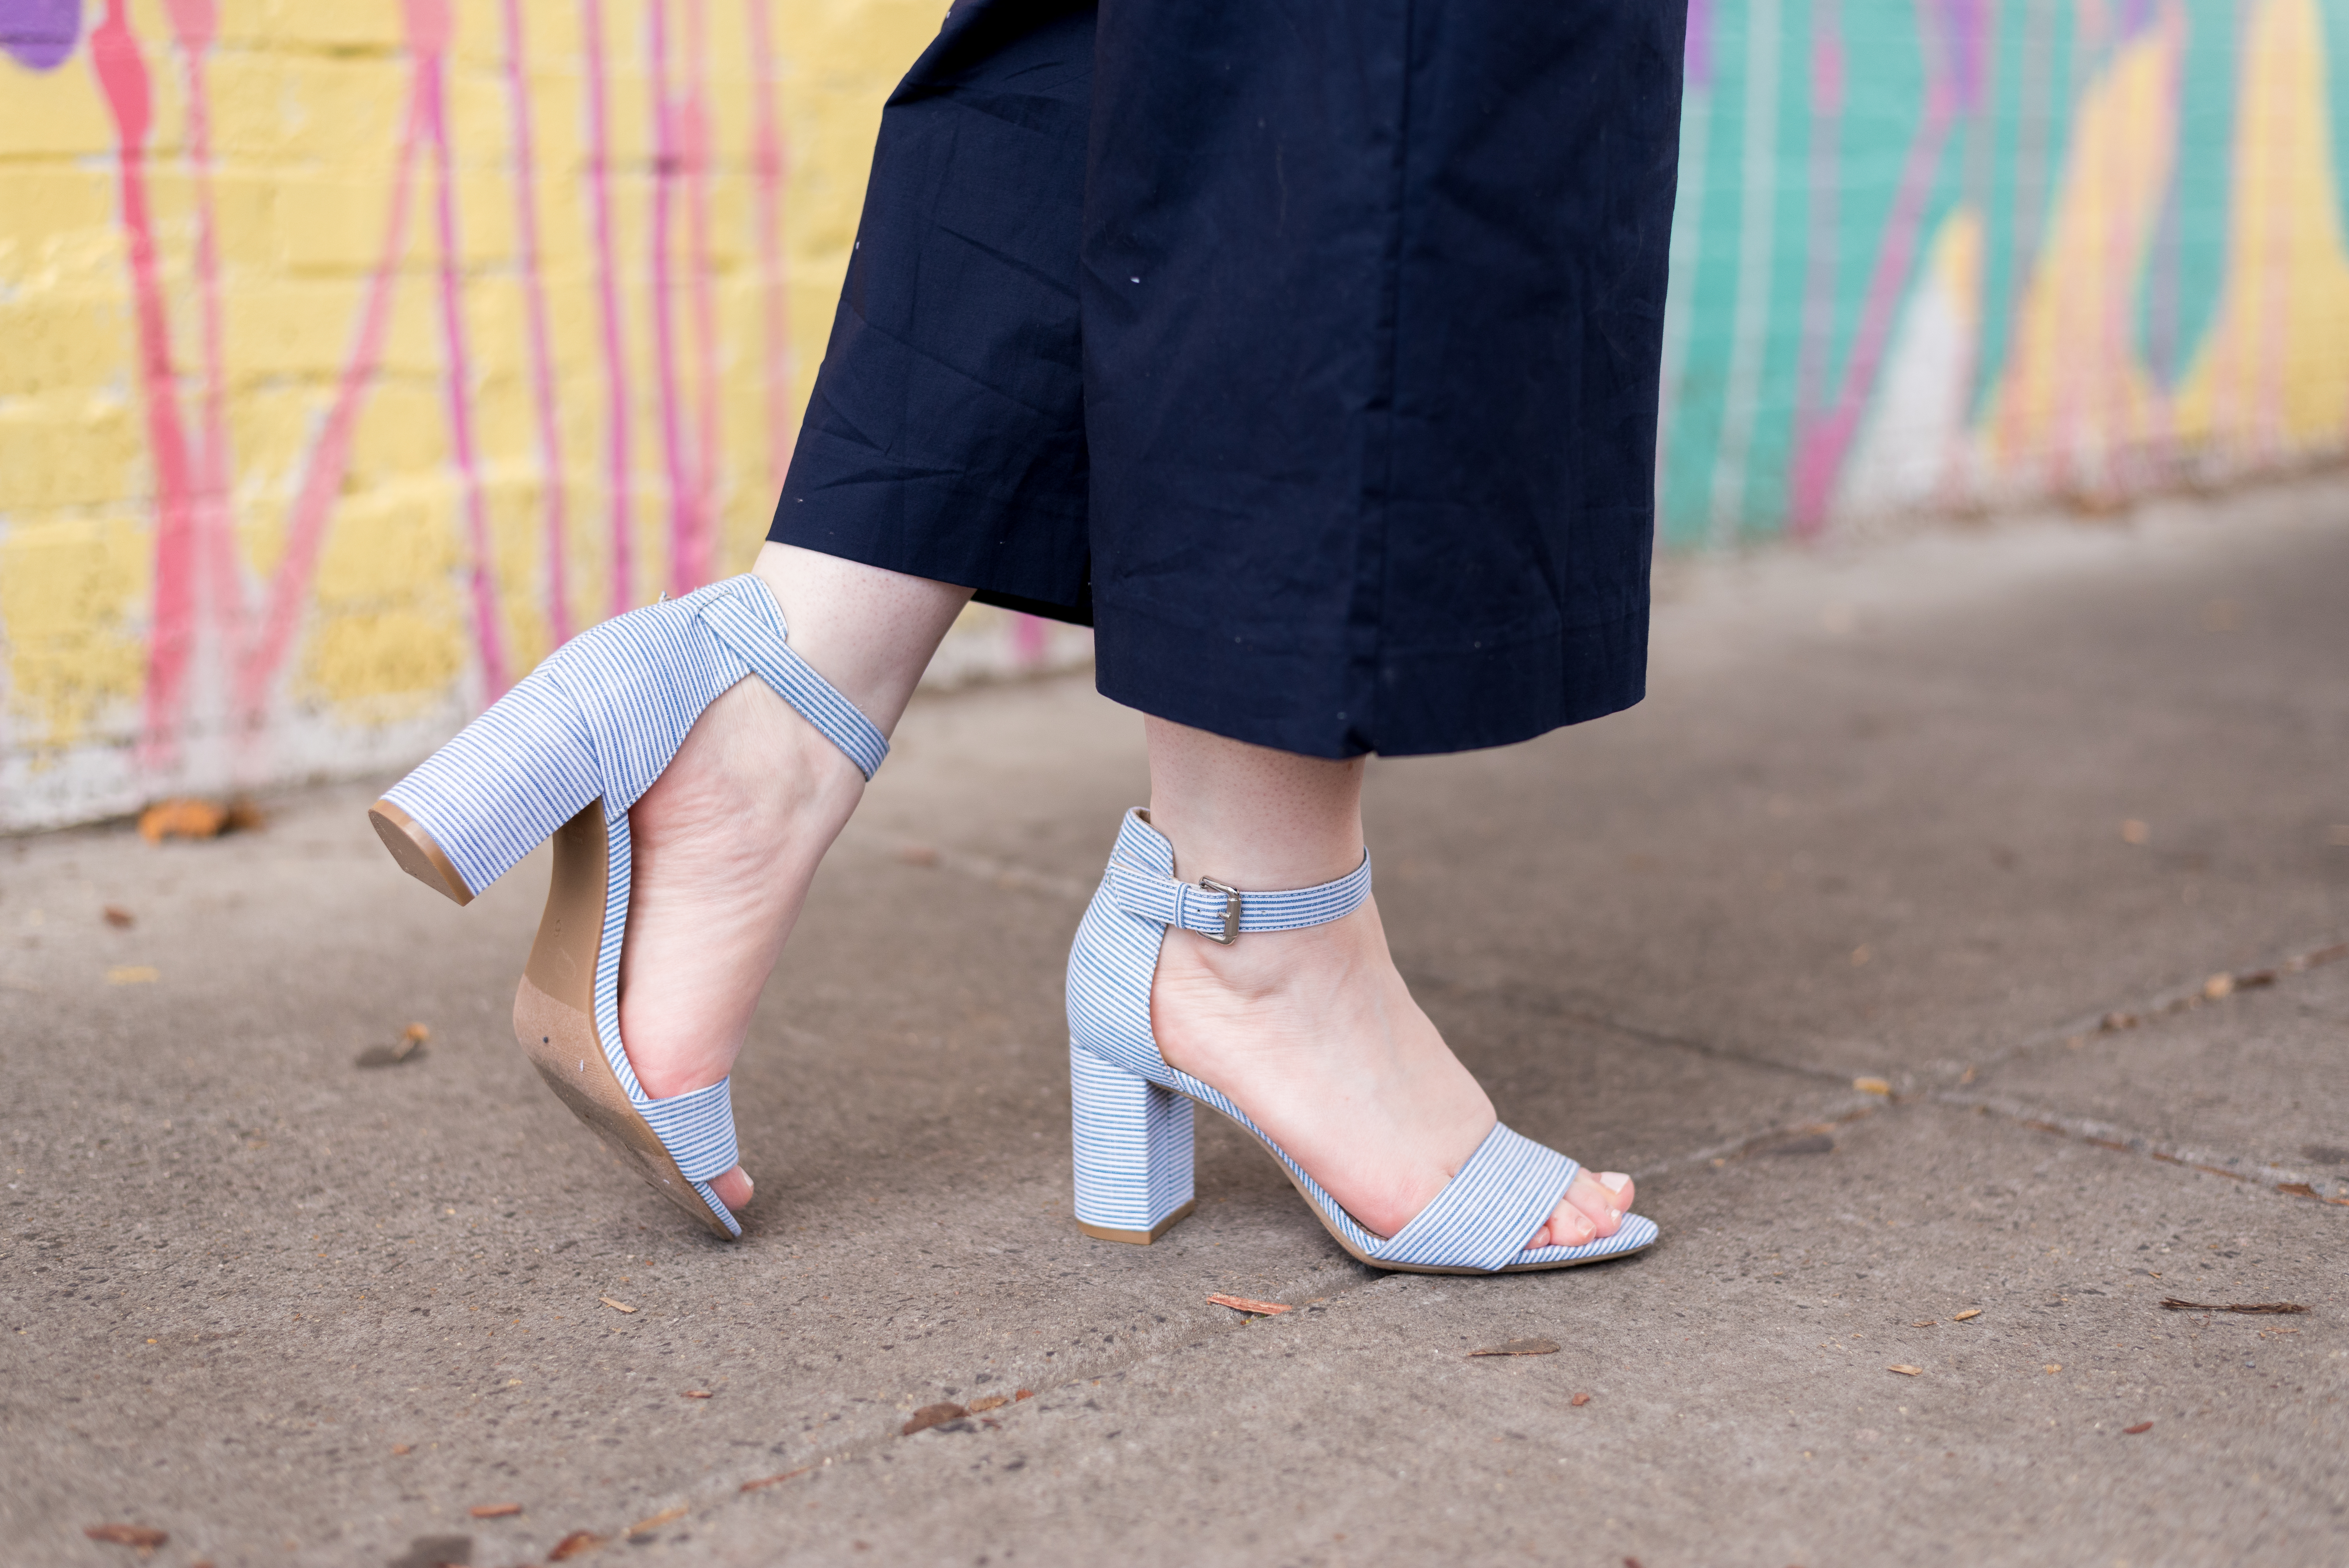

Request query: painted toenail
[{"left": 1599, "top": 1172, "right": 1630, "bottom": 1194}]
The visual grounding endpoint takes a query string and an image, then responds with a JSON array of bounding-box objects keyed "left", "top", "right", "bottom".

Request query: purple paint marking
[
  {"left": 1684, "top": 0, "right": 1713, "bottom": 88},
  {"left": 1, "top": 0, "right": 80, "bottom": 71}
]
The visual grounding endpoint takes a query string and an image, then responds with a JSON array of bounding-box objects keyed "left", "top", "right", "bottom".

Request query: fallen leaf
[
  {"left": 391, "top": 1444, "right": 412, "bottom": 1456},
  {"left": 2202, "top": 973, "right": 2235, "bottom": 1001},
  {"left": 548, "top": 1530, "right": 606, "bottom": 1559},
  {"left": 967, "top": 1393, "right": 1009, "bottom": 1413},
  {"left": 1569, "top": 1392, "right": 1591, "bottom": 1407},
  {"left": 2160, "top": 1298, "right": 2308, "bottom": 1314},
  {"left": 1468, "top": 1338, "right": 1561, "bottom": 1357},
  {"left": 902, "top": 1402, "right": 969, "bottom": 1436},
  {"left": 2044, "top": 1363, "right": 2063, "bottom": 1374},
  {"left": 1887, "top": 1365, "right": 1922, "bottom": 1376},
  {"left": 1014, "top": 1388, "right": 1034, "bottom": 1401},
  {"left": 2099, "top": 1011, "right": 2139, "bottom": 1032},
  {"left": 139, "top": 798, "right": 227, "bottom": 842},
  {"left": 84, "top": 1524, "right": 168, "bottom": 1550},
  {"left": 1951, "top": 1308, "right": 1982, "bottom": 1322},
  {"left": 1206, "top": 1293, "right": 1292, "bottom": 1316},
  {"left": 1910, "top": 1320, "right": 1937, "bottom": 1328},
  {"left": 1852, "top": 1077, "right": 1891, "bottom": 1096},
  {"left": 740, "top": 1467, "right": 815, "bottom": 1492},
  {"left": 469, "top": 1503, "right": 522, "bottom": 1518},
  {"left": 627, "top": 1507, "right": 686, "bottom": 1536},
  {"left": 106, "top": 966, "right": 160, "bottom": 985},
  {"left": 2276, "top": 1183, "right": 2319, "bottom": 1199},
  {"left": 2123, "top": 1421, "right": 2153, "bottom": 1435},
  {"left": 102, "top": 906, "right": 135, "bottom": 928},
  {"left": 599, "top": 1297, "right": 636, "bottom": 1314},
  {"left": 682, "top": 1389, "right": 712, "bottom": 1399},
  {"left": 2236, "top": 969, "right": 2277, "bottom": 989}
]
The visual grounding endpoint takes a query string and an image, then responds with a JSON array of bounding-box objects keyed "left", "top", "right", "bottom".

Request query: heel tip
[
  {"left": 369, "top": 800, "right": 474, "bottom": 906},
  {"left": 1076, "top": 1200, "right": 1196, "bottom": 1246}
]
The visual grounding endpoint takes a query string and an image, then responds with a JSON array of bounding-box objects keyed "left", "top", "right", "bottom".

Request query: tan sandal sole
[{"left": 372, "top": 796, "right": 738, "bottom": 1240}]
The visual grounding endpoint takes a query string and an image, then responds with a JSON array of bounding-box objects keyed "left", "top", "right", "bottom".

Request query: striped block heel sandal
[
  {"left": 367, "top": 576, "right": 887, "bottom": 1240},
  {"left": 1066, "top": 809, "right": 1659, "bottom": 1273}
]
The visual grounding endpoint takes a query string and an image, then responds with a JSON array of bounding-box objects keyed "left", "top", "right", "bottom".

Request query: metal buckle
[{"left": 1196, "top": 877, "right": 1241, "bottom": 944}]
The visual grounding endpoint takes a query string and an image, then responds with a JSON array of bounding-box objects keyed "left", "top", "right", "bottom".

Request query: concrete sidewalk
[{"left": 4, "top": 479, "right": 2346, "bottom": 1568}]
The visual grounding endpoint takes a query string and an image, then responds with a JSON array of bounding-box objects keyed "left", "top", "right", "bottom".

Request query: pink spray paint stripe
[
  {"left": 747, "top": 0, "right": 793, "bottom": 495},
  {"left": 501, "top": 0, "right": 573, "bottom": 644},
  {"left": 237, "top": 86, "right": 427, "bottom": 727},
  {"left": 682, "top": 0, "right": 722, "bottom": 589},
  {"left": 166, "top": 0, "right": 245, "bottom": 723},
  {"left": 91, "top": 0, "right": 200, "bottom": 769},
  {"left": 581, "top": 0, "right": 635, "bottom": 615},
  {"left": 647, "top": 0, "right": 700, "bottom": 599},
  {"left": 419, "top": 48, "right": 511, "bottom": 700},
  {"left": 1788, "top": 1, "right": 1957, "bottom": 534}
]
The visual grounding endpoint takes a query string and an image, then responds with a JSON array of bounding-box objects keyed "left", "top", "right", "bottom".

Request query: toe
[
  {"left": 1525, "top": 1171, "right": 1633, "bottom": 1252},
  {"left": 1528, "top": 1197, "right": 1597, "bottom": 1251},
  {"left": 711, "top": 1166, "right": 754, "bottom": 1213},
  {"left": 1571, "top": 1170, "right": 1631, "bottom": 1233}
]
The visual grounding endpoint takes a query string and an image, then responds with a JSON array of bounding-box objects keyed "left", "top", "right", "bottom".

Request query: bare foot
[
  {"left": 1151, "top": 897, "right": 1633, "bottom": 1252},
  {"left": 618, "top": 674, "right": 865, "bottom": 1213}
]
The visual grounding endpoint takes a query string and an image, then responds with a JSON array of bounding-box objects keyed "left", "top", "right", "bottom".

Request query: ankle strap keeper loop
[{"left": 1107, "top": 851, "right": 1372, "bottom": 942}]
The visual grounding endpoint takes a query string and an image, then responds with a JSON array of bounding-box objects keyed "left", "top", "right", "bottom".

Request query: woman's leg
[
  {"left": 1144, "top": 716, "right": 1633, "bottom": 1250},
  {"left": 616, "top": 543, "right": 972, "bottom": 1209}
]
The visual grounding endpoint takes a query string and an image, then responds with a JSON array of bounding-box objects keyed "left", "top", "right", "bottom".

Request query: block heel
[{"left": 1070, "top": 1040, "right": 1197, "bottom": 1244}]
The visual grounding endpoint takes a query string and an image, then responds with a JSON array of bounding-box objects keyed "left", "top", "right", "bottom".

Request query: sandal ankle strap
[
  {"left": 1106, "top": 845, "right": 1372, "bottom": 944},
  {"left": 700, "top": 577, "right": 891, "bottom": 780}
]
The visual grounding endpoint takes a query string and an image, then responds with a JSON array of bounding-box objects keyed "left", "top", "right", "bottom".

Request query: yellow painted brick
[
  {"left": 0, "top": 511, "right": 152, "bottom": 748},
  {"left": 342, "top": 379, "right": 451, "bottom": 494},
  {"left": 0, "top": 53, "right": 118, "bottom": 161},
  {"left": 308, "top": 483, "right": 458, "bottom": 606},
  {"left": 300, "top": 486, "right": 465, "bottom": 716},
  {"left": 0, "top": 168, "right": 118, "bottom": 258},
  {"left": 268, "top": 176, "right": 408, "bottom": 275},
  {"left": 0, "top": 397, "right": 148, "bottom": 511},
  {"left": 222, "top": 0, "right": 406, "bottom": 55},
  {"left": 299, "top": 604, "right": 465, "bottom": 719},
  {"left": 208, "top": 52, "right": 412, "bottom": 165},
  {"left": 0, "top": 293, "right": 137, "bottom": 402}
]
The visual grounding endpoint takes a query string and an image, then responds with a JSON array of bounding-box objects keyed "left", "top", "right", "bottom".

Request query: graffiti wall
[
  {"left": 0, "top": 0, "right": 1089, "bottom": 830},
  {"left": 4, "top": 2, "right": 2347, "bottom": 830},
  {"left": 1661, "top": 0, "right": 2349, "bottom": 543}
]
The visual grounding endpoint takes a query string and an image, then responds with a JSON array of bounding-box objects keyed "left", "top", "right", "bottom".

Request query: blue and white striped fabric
[
  {"left": 1104, "top": 851, "right": 1372, "bottom": 938},
  {"left": 1066, "top": 808, "right": 1659, "bottom": 1270},
  {"left": 381, "top": 575, "right": 889, "bottom": 1238}
]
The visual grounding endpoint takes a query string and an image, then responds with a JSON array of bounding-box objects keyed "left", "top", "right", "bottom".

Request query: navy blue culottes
[{"left": 770, "top": 0, "right": 1687, "bottom": 758}]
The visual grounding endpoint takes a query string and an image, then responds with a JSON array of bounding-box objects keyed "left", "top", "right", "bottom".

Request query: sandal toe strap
[
  {"left": 1370, "top": 1123, "right": 1576, "bottom": 1272},
  {"left": 637, "top": 1076, "right": 741, "bottom": 1183}
]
